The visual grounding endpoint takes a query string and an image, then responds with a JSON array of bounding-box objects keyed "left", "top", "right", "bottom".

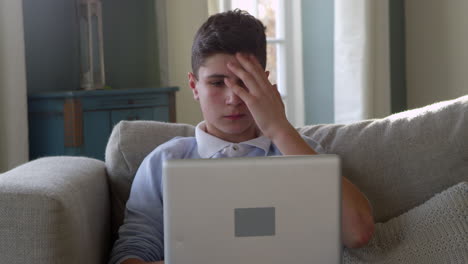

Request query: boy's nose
[{"left": 226, "top": 89, "right": 243, "bottom": 105}]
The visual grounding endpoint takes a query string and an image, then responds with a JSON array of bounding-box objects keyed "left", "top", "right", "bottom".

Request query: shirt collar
[{"left": 195, "top": 121, "right": 272, "bottom": 158}]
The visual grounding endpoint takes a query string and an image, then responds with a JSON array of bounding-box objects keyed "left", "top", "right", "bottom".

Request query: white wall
[
  {"left": 0, "top": 0, "right": 29, "bottom": 172},
  {"left": 405, "top": 0, "right": 468, "bottom": 109},
  {"left": 166, "top": 0, "right": 207, "bottom": 125}
]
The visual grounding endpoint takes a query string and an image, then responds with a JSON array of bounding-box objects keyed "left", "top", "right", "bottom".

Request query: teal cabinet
[{"left": 28, "top": 87, "right": 178, "bottom": 160}]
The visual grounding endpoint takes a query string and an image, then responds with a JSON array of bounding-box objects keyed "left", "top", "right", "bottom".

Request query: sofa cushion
[
  {"left": 105, "top": 121, "right": 195, "bottom": 238},
  {"left": 299, "top": 95, "right": 468, "bottom": 222},
  {"left": 343, "top": 181, "right": 468, "bottom": 263}
]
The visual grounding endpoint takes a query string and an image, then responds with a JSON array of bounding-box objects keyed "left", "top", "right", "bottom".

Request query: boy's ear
[
  {"left": 266, "top": 71, "right": 270, "bottom": 78},
  {"left": 188, "top": 72, "right": 199, "bottom": 101}
]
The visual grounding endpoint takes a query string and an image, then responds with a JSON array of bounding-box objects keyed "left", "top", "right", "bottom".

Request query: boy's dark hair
[{"left": 191, "top": 9, "right": 267, "bottom": 77}]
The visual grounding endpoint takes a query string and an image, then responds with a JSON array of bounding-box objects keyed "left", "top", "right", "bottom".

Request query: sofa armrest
[{"left": 0, "top": 156, "right": 110, "bottom": 264}]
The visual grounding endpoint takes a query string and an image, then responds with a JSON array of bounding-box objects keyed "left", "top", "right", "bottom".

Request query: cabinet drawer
[
  {"left": 111, "top": 108, "right": 155, "bottom": 126},
  {"left": 83, "top": 94, "right": 169, "bottom": 110}
]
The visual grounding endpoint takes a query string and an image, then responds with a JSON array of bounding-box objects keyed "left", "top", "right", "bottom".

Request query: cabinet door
[
  {"left": 83, "top": 111, "right": 111, "bottom": 160},
  {"left": 153, "top": 106, "right": 169, "bottom": 122},
  {"left": 28, "top": 112, "right": 65, "bottom": 159},
  {"left": 110, "top": 108, "right": 155, "bottom": 127}
]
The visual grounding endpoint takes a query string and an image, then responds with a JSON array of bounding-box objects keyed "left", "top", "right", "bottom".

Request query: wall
[
  {"left": 0, "top": 0, "right": 29, "bottom": 172},
  {"left": 166, "top": 0, "right": 205, "bottom": 125},
  {"left": 22, "top": 0, "right": 80, "bottom": 92},
  {"left": 405, "top": 0, "right": 468, "bottom": 109},
  {"left": 102, "top": 0, "right": 160, "bottom": 89},
  {"left": 22, "top": 0, "right": 160, "bottom": 93}
]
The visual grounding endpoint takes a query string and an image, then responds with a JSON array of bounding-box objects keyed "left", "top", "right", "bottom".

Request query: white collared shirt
[{"left": 195, "top": 121, "right": 272, "bottom": 158}]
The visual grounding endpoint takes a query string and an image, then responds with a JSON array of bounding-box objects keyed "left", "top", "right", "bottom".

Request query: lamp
[{"left": 77, "top": 0, "right": 105, "bottom": 90}]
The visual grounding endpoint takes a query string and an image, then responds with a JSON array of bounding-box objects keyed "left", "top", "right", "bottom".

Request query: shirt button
[{"left": 232, "top": 145, "right": 239, "bottom": 151}]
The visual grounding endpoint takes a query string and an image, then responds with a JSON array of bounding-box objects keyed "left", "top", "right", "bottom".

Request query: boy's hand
[
  {"left": 226, "top": 52, "right": 315, "bottom": 155},
  {"left": 225, "top": 53, "right": 293, "bottom": 140}
]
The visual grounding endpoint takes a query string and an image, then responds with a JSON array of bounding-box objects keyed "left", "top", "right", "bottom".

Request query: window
[{"left": 212, "top": 0, "right": 305, "bottom": 126}]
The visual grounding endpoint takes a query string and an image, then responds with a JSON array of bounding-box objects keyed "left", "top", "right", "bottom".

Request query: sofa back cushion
[
  {"left": 299, "top": 95, "right": 468, "bottom": 223},
  {"left": 105, "top": 95, "right": 468, "bottom": 238},
  {"left": 105, "top": 121, "right": 195, "bottom": 239}
]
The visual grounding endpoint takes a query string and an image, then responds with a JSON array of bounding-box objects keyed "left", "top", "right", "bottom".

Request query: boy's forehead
[
  {"left": 205, "top": 53, "right": 238, "bottom": 66},
  {"left": 198, "top": 53, "right": 239, "bottom": 78}
]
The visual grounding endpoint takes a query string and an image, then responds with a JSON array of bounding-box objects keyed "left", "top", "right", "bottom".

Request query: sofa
[{"left": 0, "top": 95, "right": 467, "bottom": 263}]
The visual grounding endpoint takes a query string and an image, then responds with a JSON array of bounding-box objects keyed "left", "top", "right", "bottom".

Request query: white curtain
[
  {"left": 334, "top": 0, "right": 391, "bottom": 123},
  {"left": 0, "top": 0, "right": 29, "bottom": 172}
]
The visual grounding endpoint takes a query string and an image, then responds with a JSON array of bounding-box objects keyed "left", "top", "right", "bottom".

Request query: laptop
[{"left": 163, "top": 155, "right": 341, "bottom": 264}]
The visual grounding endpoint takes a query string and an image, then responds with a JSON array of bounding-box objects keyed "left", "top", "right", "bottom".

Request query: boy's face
[{"left": 188, "top": 53, "right": 259, "bottom": 143}]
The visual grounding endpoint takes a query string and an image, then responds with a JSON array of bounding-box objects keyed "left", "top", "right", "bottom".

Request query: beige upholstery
[
  {"left": 0, "top": 157, "right": 109, "bottom": 264},
  {"left": 298, "top": 95, "right": 468, "bottom": 222},
  {"left": 105, "top": 121, "right": 195, "bottom": 240},
  {"left": 344, "top": 181, "right": 468, "bottom": 263}
]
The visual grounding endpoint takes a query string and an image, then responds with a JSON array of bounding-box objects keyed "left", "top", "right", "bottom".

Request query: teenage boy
[{"left": 109, "top": 9, "right": 374, "bottom": 264}]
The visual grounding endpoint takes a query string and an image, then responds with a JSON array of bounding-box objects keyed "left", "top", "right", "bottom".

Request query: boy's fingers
[
  {"left": 225, "top": 78, "right": 252, "bottom": 104},
  {"left": 272, "top": 84, "right": 285, "bottom": 108},
  {"left": 248, "top": 54, "right": 271, "bottom": 85},
  {"left": 236, "top": 53, "right": 270, "bottom": 90},
  {"left": 273, "top": 84, "right": 282, "bottom": 97},
  {"left": 227, "top": 62, "right": 260, "bottom": 96}
]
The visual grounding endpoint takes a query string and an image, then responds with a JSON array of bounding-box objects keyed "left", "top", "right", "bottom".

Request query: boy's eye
[{"left": 210, "top": 81, "right": 225, "bottom": 87}]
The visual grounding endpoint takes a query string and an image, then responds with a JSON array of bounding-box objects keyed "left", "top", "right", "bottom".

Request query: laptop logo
[{"left": 234, "top": 207, "right": 276, "bottom": 237}]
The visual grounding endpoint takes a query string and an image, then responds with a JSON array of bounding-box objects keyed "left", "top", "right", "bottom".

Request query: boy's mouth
[{"left": 224, "top": 114, "right": 245, "bottom": 120}]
